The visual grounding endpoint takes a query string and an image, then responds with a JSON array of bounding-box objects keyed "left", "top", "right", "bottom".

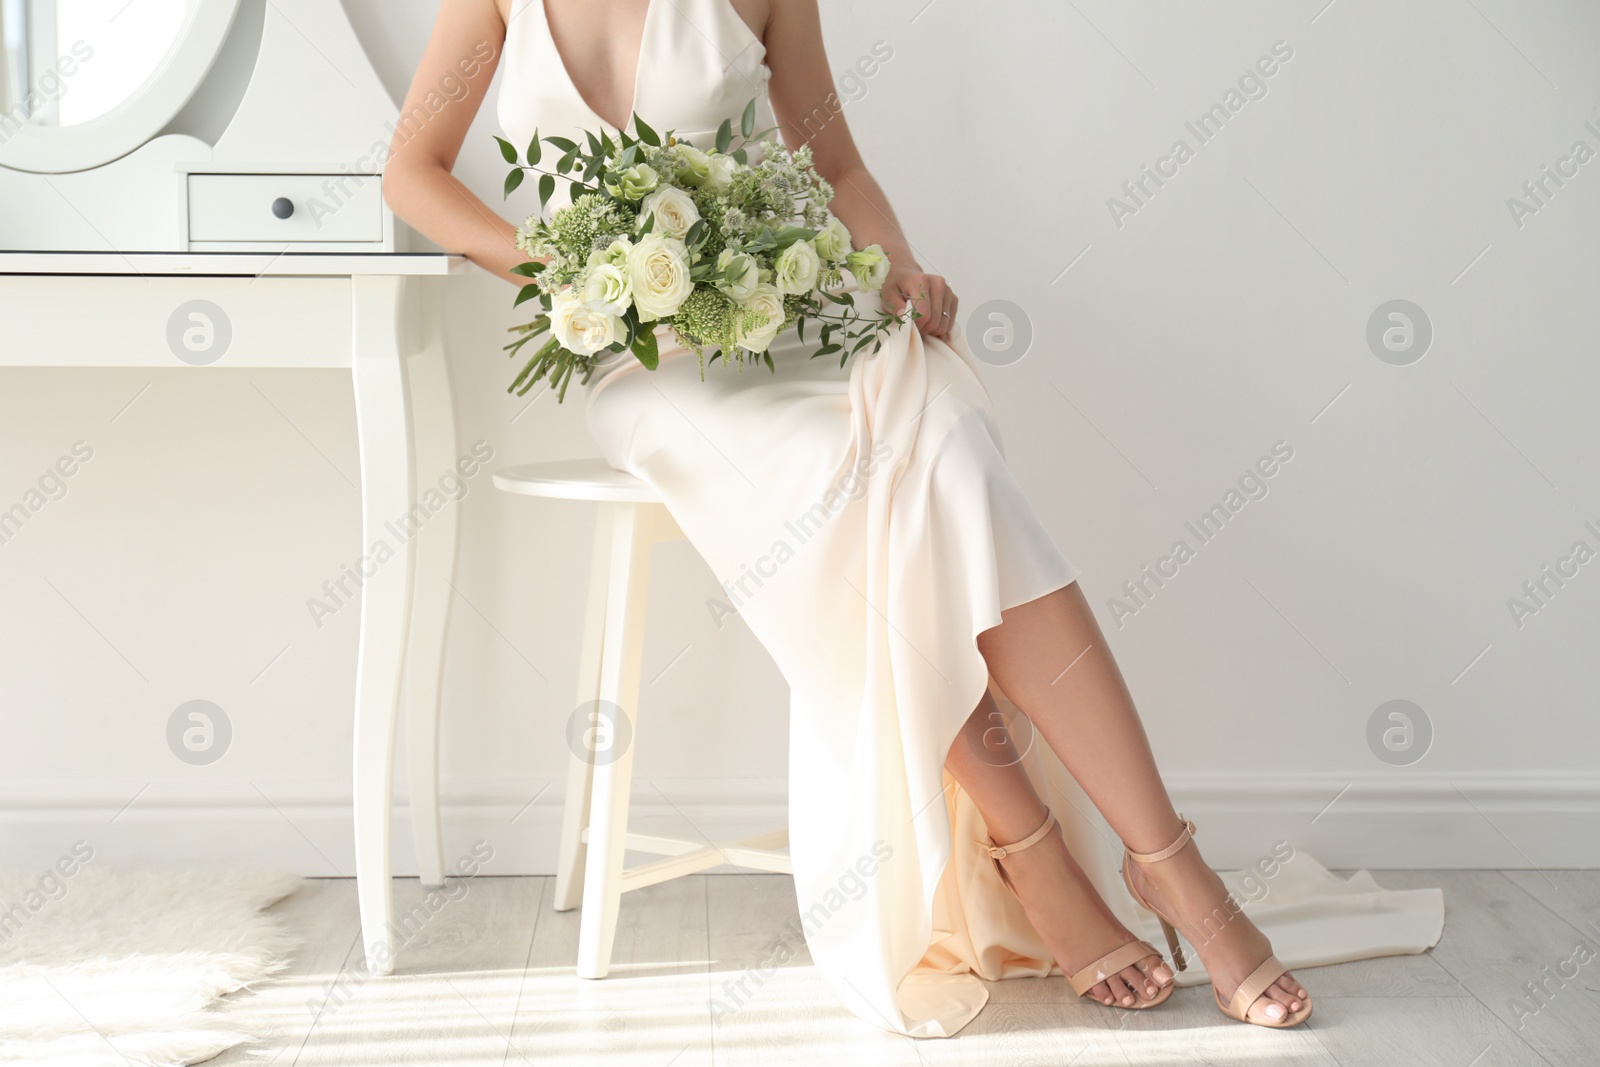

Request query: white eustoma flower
[
  {"left": 582, "top": 263, "right": 633, "bottom": 317},
  {"left": 627, "top": 234, "right": 694, "bottom": 320},
  {"left": 735, "top": 283, "right": 787, "bottom": 353},
  {"left": 845, "top": 244, "right": 891, "bottom": 292},
  {"left": 813, "top": 216, "right": 852, "bottom": 262},
  {"left": 639, "top": 186, "right": 701, "bottom": 240},
  {"left": 704, "top": 152, "right": 737, "bottom": 190},
  {"left": 587, "top": 237, "right": 633, "bottom": 269},
  {"left": 550, "top": 288, "right": 624, "bottom": 356},
  {"left": 674, "top": 144, "right": 714, "bottom": 187}
]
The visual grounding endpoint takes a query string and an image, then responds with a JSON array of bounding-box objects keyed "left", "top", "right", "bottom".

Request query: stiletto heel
[
  {"left": 1121, "top": 817, "right": 1312, "bottom": 1028},
  {"left": 1155, "top": 916, "right": 1184, "bottom": 972},
  {"left": 984, "top": 808, "right": 1174, "bottom": 1010}
]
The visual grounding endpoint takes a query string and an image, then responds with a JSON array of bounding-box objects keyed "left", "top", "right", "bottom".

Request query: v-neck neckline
[{"left": 538, "top": 0, "right": 658, "bottom": 131}]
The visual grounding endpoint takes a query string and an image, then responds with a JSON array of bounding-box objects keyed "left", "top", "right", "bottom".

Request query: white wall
[{"left": 3, "top": 0, "right": 1598, "bottom": 875}]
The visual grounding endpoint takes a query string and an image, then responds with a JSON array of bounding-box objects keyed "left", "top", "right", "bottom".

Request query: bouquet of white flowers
[{"left": 496, "top": 98, "right": 912, "bottom": 402}]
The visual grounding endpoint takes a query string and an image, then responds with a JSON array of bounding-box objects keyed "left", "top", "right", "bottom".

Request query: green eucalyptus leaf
[
  {"left": 525, "top": 130, "right": 541, "bottom": 165},
  {"left": 740, "top": 97, "right": 756, "bottom": 137},
  {"left": 715, "top": 118, "right": 733, "bottom": 154},
  {"left": 632, "top": 325, "right": 660, "bottom": 369},
  {"left": 503, "top": 168, "right": 525, "bottom": 198},
  {"left": 538, "top": 173, "right": 555, "bottom": 207},
  {"left": 633, "top": 112, "right": 661, "bottom": 147},
  {"left": 545, "top": 135, "right": 578, "bottom": 152},
  {"left": 495, "top": 136, "right": 518, "bottom": 164}
]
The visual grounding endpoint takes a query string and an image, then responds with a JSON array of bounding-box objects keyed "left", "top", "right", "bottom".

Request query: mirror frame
[{"left": 0, "top": 0, "right": 242, "bottom": 174}]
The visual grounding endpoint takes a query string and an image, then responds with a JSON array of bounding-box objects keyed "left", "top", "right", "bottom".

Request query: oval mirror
[{"left": 0, "top": 0, "right": 241, "bottom": 174}]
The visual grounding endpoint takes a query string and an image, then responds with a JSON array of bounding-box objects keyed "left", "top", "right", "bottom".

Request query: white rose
[
  {"left": 582, "top": 263, "right": 632, "bottom": 316},
  {"left": 715, "top": 248, "right": 761, "bottom": 303},
  {"left": 639, "top": 186, "right": 701, "bottom": 240},
  {"left": 550, "top": 288, "right": 624, "bottom": 357},
  {"left": 773, "top": 238, "right": 821, "bottom": 295},
  {"left": 735, "top": 283, "right": 787, "bottom": 353},
  {"left": 813, "top": 216, "right": 852, "bottom": 262},
  {"left": 627, "top": 233, "right": 694, "bottom": 320}
]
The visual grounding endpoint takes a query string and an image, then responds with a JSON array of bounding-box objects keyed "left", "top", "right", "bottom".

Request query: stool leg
[
  {"left": 576, "top": 503, "right": 656, "bottom": 979},
  {"left": 553, "top": 507, "right": 615, "bottom": 912}
]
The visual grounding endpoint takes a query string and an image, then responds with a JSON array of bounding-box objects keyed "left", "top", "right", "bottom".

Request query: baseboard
[{"left": 1, "top": 773, "right": 1595, "bottom": 875}]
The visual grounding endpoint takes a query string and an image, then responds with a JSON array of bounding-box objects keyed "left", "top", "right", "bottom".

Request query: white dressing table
[{"left": 0, "top": 0, "right": 470, "bottom": 974}]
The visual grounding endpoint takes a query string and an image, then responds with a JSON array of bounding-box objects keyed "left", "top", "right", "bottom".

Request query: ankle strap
[
  {"left": 1125, "top": 817, "right": 1196, "bottom": 864},
  {"left": 984, "top": 809, "right": 1056, "bottom": 860}
]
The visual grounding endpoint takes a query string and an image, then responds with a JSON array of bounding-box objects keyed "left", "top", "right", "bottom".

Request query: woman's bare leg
[
  {"left": 975, "top": 581, "right": 1308, "bottom": 1024},
  {"left": 943, "top": 689, "right": 1173, "bottom": 1007}
]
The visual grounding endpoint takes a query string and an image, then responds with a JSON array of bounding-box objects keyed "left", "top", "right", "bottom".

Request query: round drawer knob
[{"left": 271, "top": 197, "right": 295, "bottom": 219}]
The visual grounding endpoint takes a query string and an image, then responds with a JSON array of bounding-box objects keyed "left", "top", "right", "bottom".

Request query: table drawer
[
  {"left": 0, "top": 276, "right": 352, "bottom": 367},
  {"left": 188, "top": 173, "right": 384, "bottom": 243}
]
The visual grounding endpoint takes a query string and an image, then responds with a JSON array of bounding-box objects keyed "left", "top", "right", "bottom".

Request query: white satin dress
[{"left": 497, "top": 0, "right": 1445, "bottom": 1038}]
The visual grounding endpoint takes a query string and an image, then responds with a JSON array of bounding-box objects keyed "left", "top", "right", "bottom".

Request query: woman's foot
[
  {"left": 991, "top": 815, "right": 1174, "bottom": 1008},
  {"left": 1124, "top": 827, "right": 1309, "bottom": 1024}
]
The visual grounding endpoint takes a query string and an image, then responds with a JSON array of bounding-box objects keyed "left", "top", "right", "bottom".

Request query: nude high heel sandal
[
  {"left": 985, "top": 808, "right": 1174, "bottom": 1010},
  {"left": 1121, "top": 817, "right": 1313, "bottom": 1028}
]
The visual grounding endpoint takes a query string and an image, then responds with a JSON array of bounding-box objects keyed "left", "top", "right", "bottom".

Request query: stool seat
[{"left": 493, "top": 458, "right": 660, "bottom": 503}]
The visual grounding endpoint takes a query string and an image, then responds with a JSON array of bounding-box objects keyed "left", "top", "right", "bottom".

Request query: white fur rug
[{"left": 0, "top": 866, "right": 302, "bottom": 1066}]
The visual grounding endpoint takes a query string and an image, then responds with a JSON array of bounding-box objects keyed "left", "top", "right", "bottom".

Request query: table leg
[
  {"left": 351, "top": 274, "right": 415, "bottom": 976},
  {"left": 404, "top": 278, "right": 456, "bottom": 889}
]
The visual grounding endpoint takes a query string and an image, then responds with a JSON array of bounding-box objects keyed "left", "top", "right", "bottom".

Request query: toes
[
  {"left": 1089, "top": 980, "right": 1116, "bottom": 1007},
  {"left": 1249, "top": 993, "right": 1290, "bottom": 1024},
  {"left": 1118, "top": 963, "right": 1159, "bottom": 1001},
  {"left": 1264, "top": 983, "right": 1300, "bottom": 1013},
  {"left": 1138, "top": 955, "right": 1174, "bottom": 988},
  {"left": 1104, "top": 974, "right": 1138, "bottom": 1008},
  {"left": 1273, "top": 974, "right": 1306, "bottom": 1011}
]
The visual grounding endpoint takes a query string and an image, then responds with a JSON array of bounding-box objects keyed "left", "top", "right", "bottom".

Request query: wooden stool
[{"left": 494, "top": 458, "right": 791, "bottom": 978}]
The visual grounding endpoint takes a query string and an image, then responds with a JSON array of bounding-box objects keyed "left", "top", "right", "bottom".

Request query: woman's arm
[
  {"left": 762, "top": 0, "right": 957, "bottom": 338},
  {"left": 382, "top": 0, "right": 529, "bottom": 285}
]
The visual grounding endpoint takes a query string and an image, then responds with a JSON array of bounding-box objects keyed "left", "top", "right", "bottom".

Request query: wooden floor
[{"left": 213, "top": 870, "right": 1600, "bottom": 1066}]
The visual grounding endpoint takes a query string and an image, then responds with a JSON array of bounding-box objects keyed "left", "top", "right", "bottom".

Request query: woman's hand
[{"left": 882, "top": 266, "right": 959, "bottom": 341}]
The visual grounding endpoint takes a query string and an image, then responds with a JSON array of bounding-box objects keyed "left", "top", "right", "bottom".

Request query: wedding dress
[{"left": 498, "top": 0, "right": 1444, "bottom": 1037}]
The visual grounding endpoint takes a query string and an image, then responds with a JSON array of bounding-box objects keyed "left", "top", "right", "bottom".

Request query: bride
[{"left": 384, "top": 0, "right": 1324, "bottom": 1036}]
